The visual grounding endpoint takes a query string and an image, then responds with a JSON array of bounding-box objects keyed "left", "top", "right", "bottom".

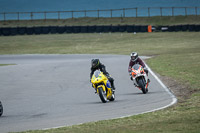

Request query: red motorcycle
[{"left": 131, "top": 64, "right": 149, "bottom": 94}]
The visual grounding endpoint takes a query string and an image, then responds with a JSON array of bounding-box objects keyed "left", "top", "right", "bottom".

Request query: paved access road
[{"left": 0, "top": 54, "right": 176, "bottom": 133}]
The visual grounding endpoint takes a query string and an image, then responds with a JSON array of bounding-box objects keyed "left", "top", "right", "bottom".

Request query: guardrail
[{"left": 0, "top": 7, "right": 200, "bottom": 21}]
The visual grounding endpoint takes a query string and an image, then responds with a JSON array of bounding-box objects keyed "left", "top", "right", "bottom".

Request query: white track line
[
  {"left": 142, "top": 63, "right": 177, "bottom": 112},
  {"left": 43, "top": 58, "right": 177, "bottom": 131}
]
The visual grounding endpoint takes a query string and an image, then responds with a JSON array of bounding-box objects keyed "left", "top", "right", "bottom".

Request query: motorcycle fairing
[
  {"left": 91, "top": 70, "right": 113, "bottom": 99},
  {"left": 131, "top": 64, "right": 149, "bottom": 90},
  {"left": 106, "top": 80, "right": 111, "bottom": 88}
]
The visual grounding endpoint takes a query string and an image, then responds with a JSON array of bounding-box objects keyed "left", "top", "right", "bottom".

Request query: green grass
[
  {"left": 0, "top": 64, "right": 15, "bottom": 66},
  {"left": 1, "top": 32, "right": 199, "bottom": 133},
  {"left": 147, "top": 53, "right": 200, "bottom": 90},
  {"left": 1, "top": 32, "right": 200, "bottom": 55},
  {"left": 1, "top": 15, "right": 200, "bottom": 27}
]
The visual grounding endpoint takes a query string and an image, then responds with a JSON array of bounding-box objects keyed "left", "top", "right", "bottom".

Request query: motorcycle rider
[
  {"left": 128, "top": 52, "right": 150, "bottom": 81},
  {"left": 90, "top": 59, "right": 116, "bottom": 92}
]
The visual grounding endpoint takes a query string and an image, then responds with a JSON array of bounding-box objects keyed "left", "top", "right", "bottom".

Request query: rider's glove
[
  {"left": 129, "top": 72, "right": 132, "bottom": 76},
  {"left": 143, "top": 66, "right": 148, "bottom": 71},
  {"left": 106, "top": 74, "right": 110, "bottom": 78},
  {"left": 143, "top": 67, "right": 148, "bottom": 73}
]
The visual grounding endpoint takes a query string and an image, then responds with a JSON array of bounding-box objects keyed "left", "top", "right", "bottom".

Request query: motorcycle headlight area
[
  {"left": 94, "top": 82, "right": 105, "bottom": 88},
  {"left": 132, "top": 72, "right": 137, "bottom": 77}
]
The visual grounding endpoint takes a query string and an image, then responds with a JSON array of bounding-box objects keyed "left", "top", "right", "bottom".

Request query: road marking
[
  {"left": 42, "top": 56, "right": 177, "bottom": 131},
  {"left": 145, "top": 63, "right": 177, "bottom": 110}
]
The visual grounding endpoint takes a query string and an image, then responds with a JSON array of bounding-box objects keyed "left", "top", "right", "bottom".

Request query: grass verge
[
  {"left": 1, "top": 16, "right": 200, "bottom": 27},
  {"left": 0, "top": 64, "right": 15, "bottom": 66},
  {"left": 1, "top": 32, "right": 199, "bottom": 133}
]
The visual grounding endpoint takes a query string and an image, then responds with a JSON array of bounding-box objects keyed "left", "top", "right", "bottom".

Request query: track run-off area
[{"left": 0, "top": 54, "right": 177, "bottom": 133}]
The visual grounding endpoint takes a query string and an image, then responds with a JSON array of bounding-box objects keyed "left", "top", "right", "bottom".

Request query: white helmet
[{"left": 130, "top": 52, "right": 138, "bottom": 62}]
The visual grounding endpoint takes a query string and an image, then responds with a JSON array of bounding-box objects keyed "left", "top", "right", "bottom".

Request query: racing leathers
[
  {"left": 128, "top": 57, "right": 149, "bottom": 80},
  {"left": 90, "top": 63, "right": 115, "bottom": 91}
]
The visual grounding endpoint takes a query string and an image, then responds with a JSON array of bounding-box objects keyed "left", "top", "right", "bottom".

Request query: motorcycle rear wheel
[
  {"left": 138, "top": 78, "right": 147, "bottom": 94},
  {"left": 109, "top": 93, "right": 115, "bottom": 101},
  {"left": 98, "top": 87, "right": 107, "bottom": 103},
  {"left": 0, "top": 101, "right": 3, "bottom": 117}
]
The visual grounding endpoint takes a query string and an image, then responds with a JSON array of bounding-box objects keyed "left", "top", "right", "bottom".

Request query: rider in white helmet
[{"left": 128, "top": 52, "right": 149, "bottom": 81}]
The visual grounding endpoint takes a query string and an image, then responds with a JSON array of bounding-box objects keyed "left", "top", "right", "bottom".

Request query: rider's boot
[
  {"left": 92, "top": 84, "right": 97, "bottom": 94},
  {"left": 108, "top": 76, "right": 115, "bottom": 92},
  {"left": 94, "top": 88, "right": 97, "bottom": 94},
  {"left": 134, "top": 83, "right": 137, "bottom": 87},
  {"left": 112, "top": 85, "right": 116, "bottom": 92},
  {"left": 111, "top": 82, "right": 116, "bottom": 93}
]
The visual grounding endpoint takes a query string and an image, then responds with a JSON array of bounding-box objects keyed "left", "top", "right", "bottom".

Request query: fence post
[
  {"left": 160, "top": 7, "right": 162, "bottom": 16},
  {"left": 58, "top": 11, "right": 60, "bottom": 20},
  {"left": 97, "top": 10, "right": 99, "bottom": 19},
  {"left": 172, "top": 7, "right": 174, "bottom": 16},
  {"left": 72, "top": 11, "right": 74, "bottom": 19},
  {"left": 136, "top": 8, "right": 138, "bottom": 17},
  {"left": 195, "top": 7, "right": 197, "bottom": 16},
  {"left": 185, "top": 7, "right": 187, "bottom": 16},
  {"left": 17, "top": 12, "right": 20, "bottom": 21},
  {"left": 3, "top": 12, "right": 6, "bottom": 21},
  {"left": 44, "top": 12, "right": 46, "bottom": 21},
  {"left": 123, "top": 8, "right": 125, "bottom": 17},
  {"left": 148, "top": 7, "right": 150, "bottom": 17},
  {"left": 31, "top": 12, "right": 33, "bottom": 20}
]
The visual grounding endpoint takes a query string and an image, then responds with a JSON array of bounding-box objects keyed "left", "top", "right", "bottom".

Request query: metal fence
[{"left": 0, "top": 7, "right": 200, "bottom": 21}]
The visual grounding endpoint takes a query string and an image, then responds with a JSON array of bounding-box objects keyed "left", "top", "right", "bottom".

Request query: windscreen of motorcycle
[
  {"left": 132, "top": 64, "right": 140, "bottom": 70},
  {"left": 94, "top": 70, "right": 101, "bottom": 78}
]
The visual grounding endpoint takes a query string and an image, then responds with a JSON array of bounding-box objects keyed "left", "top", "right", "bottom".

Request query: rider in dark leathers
[{"left": 90, "top": 59, "right": 116, "bottom": 91}]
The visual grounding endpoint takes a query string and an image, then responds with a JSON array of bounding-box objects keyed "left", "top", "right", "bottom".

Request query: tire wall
[{"left": 0, "top": 24, "right": 200, "bottom": 36}]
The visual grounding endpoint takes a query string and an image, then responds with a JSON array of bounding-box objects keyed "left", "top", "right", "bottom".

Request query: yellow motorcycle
[{"left": 91, "top": 70, "right": 115, "bottom": 103}]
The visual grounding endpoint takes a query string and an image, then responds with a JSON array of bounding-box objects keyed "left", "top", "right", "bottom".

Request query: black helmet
[
  {"left": 130, "top": 52, "right": 138, "bottom": 62},
  {"left": 91, "top": 59, "right": 100, "bottom": 69}
]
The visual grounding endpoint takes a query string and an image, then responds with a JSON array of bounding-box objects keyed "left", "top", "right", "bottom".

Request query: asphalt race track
[{"left": 0, "top": 54, "right": 176, "bottom": 133}]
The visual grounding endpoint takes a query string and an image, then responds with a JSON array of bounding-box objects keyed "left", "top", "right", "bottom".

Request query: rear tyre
[
  {"left": 138, "top": 78, "right": 147, "bottom": 94},
  {"left": 0, "top": 101, "right": 3, "bottom": 117},
  {"left": 98, "top": 87, "right": 107, "bottom": 103}
]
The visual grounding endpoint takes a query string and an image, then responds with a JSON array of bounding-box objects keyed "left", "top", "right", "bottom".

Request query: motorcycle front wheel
[
  {"left": 98, "top": 87, "right": 107, "bottom": 103},
  {"left": 0, "top": 101, "right": 3, "bottom": 117},
  {"left": 138, "top": 78, "right": 147, "bottom": 94}
]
